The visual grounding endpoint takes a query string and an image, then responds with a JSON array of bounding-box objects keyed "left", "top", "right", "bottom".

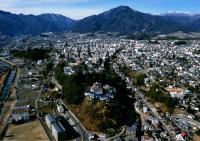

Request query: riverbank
[
  {"left": 1, "top": 70, "right": 16, "bottom": 98},
  {"left": 0, "top": 72, "right": 9, "bottom": 96},
  {"left": 0, "top": 58, "right": 16, "bottom": 67},
  {"left": 0, "top": 60, "right": 19, "bottom": 139}
]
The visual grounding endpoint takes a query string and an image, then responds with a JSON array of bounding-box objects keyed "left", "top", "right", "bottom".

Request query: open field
[
  {"left": 3, "top": 120, "right": 48, "bottom": 141},
  {"left": 0, "top": 101, "right": 15, "bottom": 132},
  {"left": 193, "top": 134, "right": 200, "bottom": 141},
  {"left": 67, "top": 97, "right": 106, "bottom": 132},
  {"left": 154, "top": 102, "right": 170, "bottom": 113}
]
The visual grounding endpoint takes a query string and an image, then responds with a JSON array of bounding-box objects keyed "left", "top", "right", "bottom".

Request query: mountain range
[
  {"left": 1, "top": 6, "right": 200, "bottom": 36},
  {"left": 0, "top": 10, "right": 75, "bottom": 36}
]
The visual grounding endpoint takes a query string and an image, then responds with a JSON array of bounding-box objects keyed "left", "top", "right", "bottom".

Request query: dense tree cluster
[
  {"left": 41, "top": 61, "right": 54, "bottom": 79},
  {"left": 11, "top": 48, "right": 50, "bottom": 61},
  {"left": 126, "top": 32, "right": 160, "bottom": 40},
  {"left": 174, "top": 40, "right": 187, "bottom": 45},
  {"left": 134, "top": 73, "right": 146, "bottom": 86},
  {"left": 194, "top": 50, "right": 200, "bottom": 55},
  {"left": 118, "top": 64, "right": 132, "bottom": 76},
  {"left": 55, "top": 63, "right": 85, "bottom": 104},
  {"left": 195, "top": 129, "right": 200, "bottom": 136}
]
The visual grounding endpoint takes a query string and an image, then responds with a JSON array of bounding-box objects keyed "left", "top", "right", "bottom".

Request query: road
[
  {"left": 134, "top": 101, "right": 145, "bottom": 131},
  {"left": 34, "top": 83, "right": 55, "bottom": 141},
  {"left": 34, "top": 84, "right": 43, "bottom": 118},
  {"left": 171, "top": 114, "right": 200, "bottom": 128},
  {"left": 104, "top": 126, "right": 125, "bottom": 141},
  {"left": 51, "top": 77, "right": 89, "bottom": 141},
  {"left": 112, "top": 61, "right": 175, "bottom": 140},
  {"left": 133, "top": 86, "right": 176, "bottom": 141}
]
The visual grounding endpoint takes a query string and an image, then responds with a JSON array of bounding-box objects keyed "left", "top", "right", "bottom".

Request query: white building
[
  {"left": 52, "top": 122, "right": 66, "bottom": 141},
  {"left": 143, "top": 107, "right": 148, "bottom": 113},
  {"left": 170, "top": 91, "right": 184, "bottom": 99},
  {"left": 63, "top": 67, "right": 75, "bottom": 75},
  {"left": 57, "top": 105, "right": 64, "bottom": 113},
  {"left": 45, "top": 114, "right": 55, "bottom": 131},
  {"left": 176, "top": 134, "right": 184, "bottom": 141},
  {"left": 45, "top": 114, "right": 66, "bottom": 141}
]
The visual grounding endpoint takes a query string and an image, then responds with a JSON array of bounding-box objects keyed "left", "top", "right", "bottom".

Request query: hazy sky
[{"left": 0, "top": 0, "right": 200, "bottom": 19}]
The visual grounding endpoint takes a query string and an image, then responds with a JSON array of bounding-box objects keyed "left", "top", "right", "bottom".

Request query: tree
[
  {"left": 135, "top": 73, "right": 146, "bottom": 86},
  {"left": 195, "top": 129, "right": 200, "bottom": 136},
  {"left": 47, "top": 62, "right": 54, "bottom": 71},
  {"left": 11, "top": 48, "right": 50, "bottom": 61},
  {"left": 98, "top": 119, "right": 114, "bottom": 131},
  {"left": 174, "top": 40, "right": 187, "bottom": 45},
  {"left": 63, "top": 79, "right": 85, "bottom": 104},
  {"left": 49, "top": 82, "right": 55, "bottom": 89}
]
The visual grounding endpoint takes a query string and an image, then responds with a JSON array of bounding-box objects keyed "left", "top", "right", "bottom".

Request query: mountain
[
  {"left": 186, "top": 18, "right": 200, "bottom": 32},
  {"left": 1, "top": 6, "right": 200, "bottom": 36},
  {"left": 0, "top": 11, "right": 75, "bottom": 36},
  {"left": 163, "top": 12, "right": 200, "bottom": 25},
  {"left": 70, "top": 6, "right": 182, "bottom": 33}
]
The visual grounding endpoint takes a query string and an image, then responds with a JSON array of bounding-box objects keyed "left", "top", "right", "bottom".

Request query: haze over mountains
[{"left": 1, "top": 6, "right": 200, "bottom": 36}]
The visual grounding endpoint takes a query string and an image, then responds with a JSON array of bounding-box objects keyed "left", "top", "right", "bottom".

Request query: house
[
  {"left": 143, "top": 107, "right": 148, "bottom": 113},
  {"left": 99, "top": 95, "right": 109, "bottom": 101},
  {"left": 37, "top": 60, "right": 42, "bottom": 65},
  {"left": 12, "top": 112, "right": 29, "bottom": 123},
  {"left": 90, "top": 82, "right": 103, "bottom": 95},
  {"left": 85, "top": 82, "right": 116, "bottom": 101},
  {"left": 63, "top": 67, "right": 75, "bottom": 75}
]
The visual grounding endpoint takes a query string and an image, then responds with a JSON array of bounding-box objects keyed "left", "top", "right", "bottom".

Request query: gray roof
[
  {"left": 52, "top": 122, "right": 65, "bottom": 133},
  {"left": 46, "top": 114, "right": 55, "bottom": 123}
]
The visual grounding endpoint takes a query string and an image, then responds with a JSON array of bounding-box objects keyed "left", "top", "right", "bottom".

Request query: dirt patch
[
  {"left": 0, "top": 72, "right": 8, "bottom": 93},
  {"left": 0, "top": 101, "right": 15, "bottom": 132},
  {"left": 3, "top": 120, "right": 48, "bottom": 141},
  {"left": 0, "top": 72, "right": 8, "bottom": 84},
  {"left": 164, "top": 87, "right": 184, "bottom": 93},
  {"left": 193, "top": 134, "right": 200, "bottom": 141},
  {"left": 67, "top": 97, "right": 106, "bottom": 131},
  {"left": 154, "top": 102, "right": 169, "bottom": 113}
]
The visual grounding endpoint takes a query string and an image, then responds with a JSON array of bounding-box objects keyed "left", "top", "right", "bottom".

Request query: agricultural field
[{"left": 3, "top": 120, "right": 48, "bottom": 141}]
